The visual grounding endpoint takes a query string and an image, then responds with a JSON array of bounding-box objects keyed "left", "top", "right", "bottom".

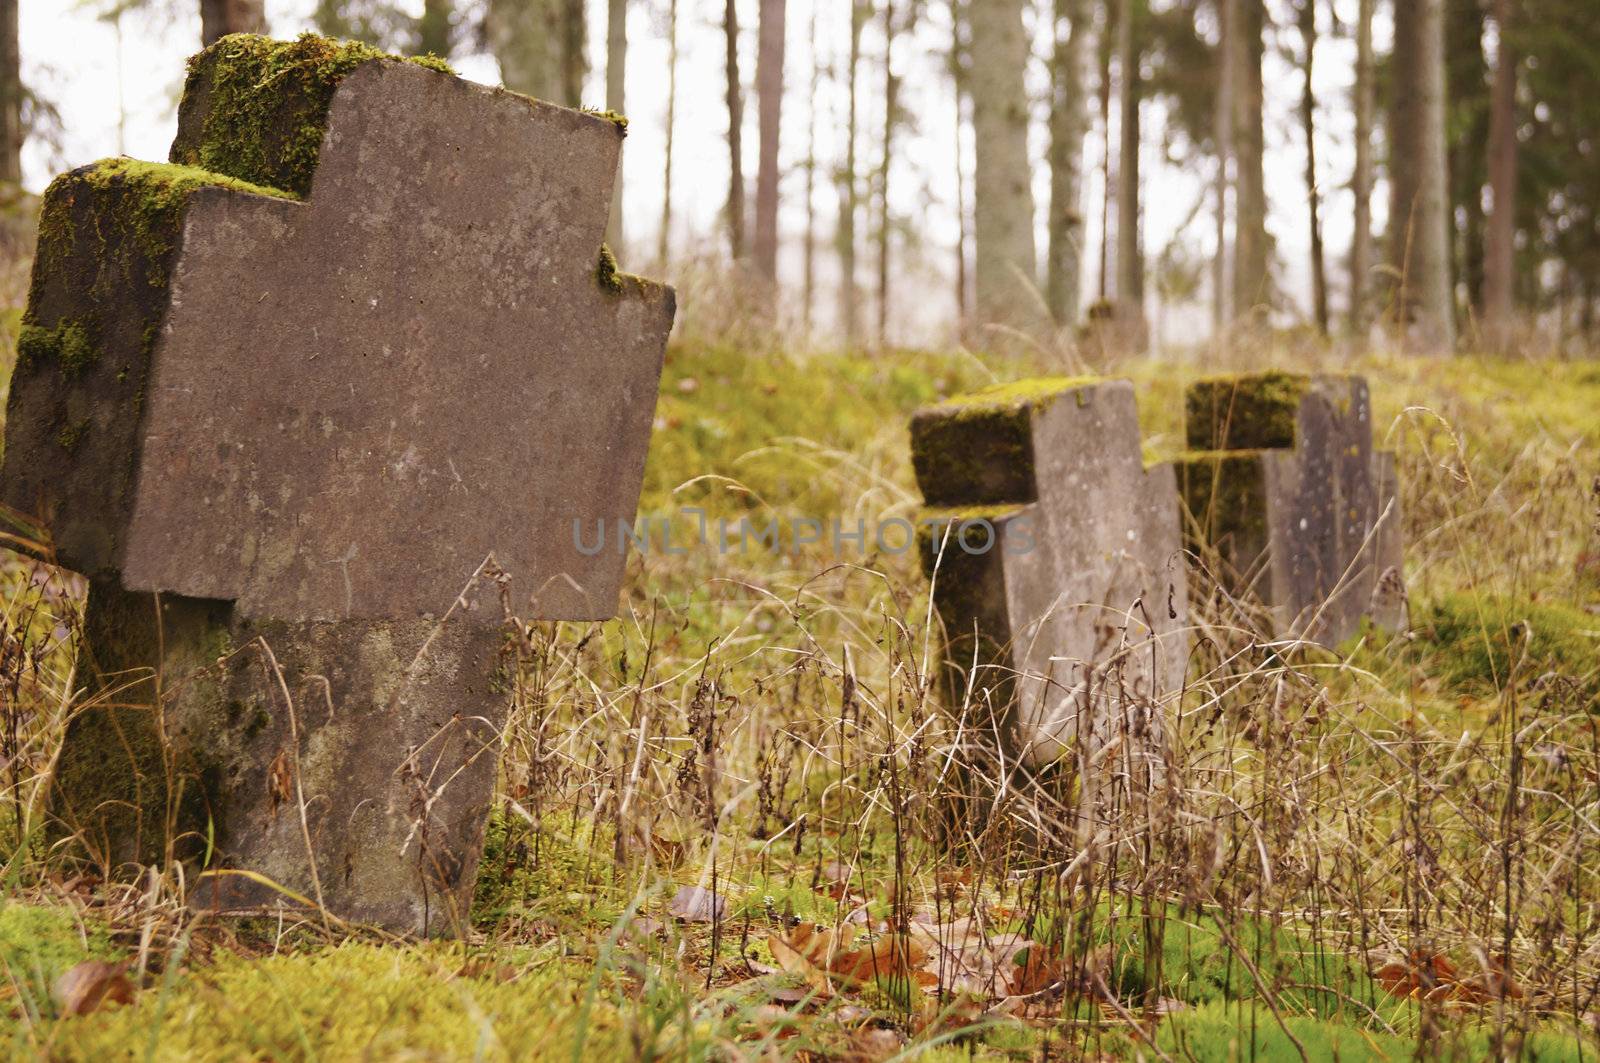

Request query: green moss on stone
[
  {"left": 1184, "top": 370, "right": 1312, "bottom": 451},
  {"left": 916, "top": 505, "right": 1018, "bottom": 722},
  {"left": 1172, "top": 450, "right": 1271, "bottom": 580},
  {"left": 56, "top": 417, "right": 90, "bottom": 451},
  {"left": 18, "top": 319, "right": 97, "bottom": 378},
  {"left": 596, "top": 243, "right": 622, "bottom": 293},
  {"left": 911, "top": 378, "right": 1101, "bottom": 508},
  {"left": 76, "top": 158, "right": 290, "bottom": 284},
  {"left": 409, "top": 53, "right": 457, "bottom": 75},
  {"left": 171, "top": 33, "right": 456, "bottom": 199},
  {"left": 927, "top": 375, "right": 1101, "bottom": 414},
  {"left": 581, "top": 106, "right": 630, "bottom": 135}
]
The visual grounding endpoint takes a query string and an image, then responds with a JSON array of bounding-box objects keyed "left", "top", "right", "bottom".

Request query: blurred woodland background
[{"left": 3, "top": 0, "right": 1599, "bottom": 356}]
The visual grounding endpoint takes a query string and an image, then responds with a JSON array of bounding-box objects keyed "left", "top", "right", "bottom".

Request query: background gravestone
[
  {"left": 2, "top": 35, "right": 674, "bottom": 932},
  {"left": 910, "top": 378, "right": 1189, "bottom": 769},
  {"left": 1175, "top": 371, "right": 1406, "bottom": 645}
]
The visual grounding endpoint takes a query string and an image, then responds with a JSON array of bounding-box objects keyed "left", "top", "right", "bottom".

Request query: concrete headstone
[
  {"left": 2, "top": 35, "right": 674, "bottom": 931},
  {"left": 910, "top": 378, "right": 1188, "bottom": 769},
  {"left": 1175, "top": 371, "right": 1406, "bottom": 645}
]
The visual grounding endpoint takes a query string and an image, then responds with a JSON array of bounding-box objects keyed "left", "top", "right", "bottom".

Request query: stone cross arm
[
  {"left": 5, "top": 34, "right": 675, "bottom": 625},
  {"left": 909, "top": 377, "right": 1188, "bottom": 765}
]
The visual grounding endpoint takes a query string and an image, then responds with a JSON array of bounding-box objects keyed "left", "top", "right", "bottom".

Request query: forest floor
[{"left": 2, "top": 326, "right": 1600, "bottom": 1060}]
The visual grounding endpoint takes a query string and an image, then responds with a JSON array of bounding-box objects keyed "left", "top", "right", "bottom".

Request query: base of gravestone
[{"left": 56, "top": 580, "right": 509, "bottom": 934}]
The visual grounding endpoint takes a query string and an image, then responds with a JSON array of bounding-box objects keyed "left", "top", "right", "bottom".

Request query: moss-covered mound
[{"left": 1411, "top": 591, "right": 1600, "bottom": 709}]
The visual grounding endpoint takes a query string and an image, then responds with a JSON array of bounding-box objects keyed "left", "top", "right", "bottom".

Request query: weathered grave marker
[
  {"left": 1175, "top": 371, "right": 1405, "bottom": 645},
  {"left": 910, "top": 378, "right": 1188, "bottom": 768},
  {"left": 3, "top": 35, "right": 673, "bottom": 932}
]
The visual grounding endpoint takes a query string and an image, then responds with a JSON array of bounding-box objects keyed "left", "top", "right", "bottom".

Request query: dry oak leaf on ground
[
  {"left": 53, "top": 960, "right": 135, "bottom": 1016},
  {"left": 768, "top": 922, "right": 938, "bottom": 997},
  {"left": 667, "top": 884, "right": 727, "bottom": 923},
  {"left": 1372, "top": 949, "right": 1524, "bottom": 1005}
]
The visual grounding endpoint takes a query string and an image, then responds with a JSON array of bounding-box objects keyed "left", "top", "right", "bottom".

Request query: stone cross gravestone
[
  {"left": 1175, "top": 371, "right": 1406, "bottom": 645},
  {"left": 910, "top": 378, "right": 1189, "bottom": 769},
  {"left": 2, "top": 35, "right": 674, "bottom": 932}
]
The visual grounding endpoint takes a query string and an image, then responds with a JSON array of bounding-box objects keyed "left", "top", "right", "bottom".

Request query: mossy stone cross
[
  {"left": 1174, "top": 371, "right": 1406, "bottom": 645},
  {"left": 1, "top": 36, "right": 673, "bottom": 932},
  {"left": 909, "top": 378, "right": 1188, "bottom": 771}
]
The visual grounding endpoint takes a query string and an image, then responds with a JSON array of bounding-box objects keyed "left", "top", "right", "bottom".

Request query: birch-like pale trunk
[
  {"left": 1046, "top": 0, "right": 1091, "bottom": 327},
  {"left": 754, "top": 0, "right": 787, "bottom": 286},
  {"left": 606, "top": 0, "right": 627, "bottom": 252},
  {"left": 1349, "top": 0, "right": 1374, "bottom": 331},
  {"left": 725, "top": 0, "right": 746, "bottom": 262},
  {"left": 1299, "top": 0, "right": 1328, "bottom": 334},
  {"left": 1232, "top": 0, "right": 1268, "bottom": 321},
  {"left": 1388, "top": 0, "right": 1455, "bottom": 351},
  {"left": 969, "top": 0, "right": 1039, "bottom": 338},
  {"left": 1482, "top": 0, "right": 1519, "bottom": 349}
]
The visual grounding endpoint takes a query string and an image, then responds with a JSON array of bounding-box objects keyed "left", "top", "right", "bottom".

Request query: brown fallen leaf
[
  {"left": 818, "top": 859, "right": 853, "bottom": 887},
  {"left": 54, "top": 960, "right": 134, "bottom": 1017},
  {"left": 749, "top": 1003, "right": 802, "bottom": 1037},
  {"left": 846, "top": 1026, "right": 904, "bottom": 1061},
  {"left": 1007, "top": 942, "right": 1062, "bottom": 996},
  {"left": 1374, "top": 950, "right": 1463, "bottom": 1002},
  {"left": 267, "top": 749, "right": 293, "bottom": 816},
  {"left": 623, "top": 915, "right": 667, "bottom": 945},
  {"left": 650, "top": 816, "right": 692, "bottom": 867},
  {"left": 454, "top": 958, "right": 520, "bottom": 982},
  {"left": 770, "top": 922, "right": 935, "bottom": 994},
  {"left": 667, "top": 884, "right": 726, "bottom": 923}
]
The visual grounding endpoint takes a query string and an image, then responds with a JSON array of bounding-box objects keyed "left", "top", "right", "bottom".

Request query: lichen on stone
[
  {"left": 596, "top": 243, "right": 622, "bottom": 294},
  {"left": 926, "top": 375, "right": 1101, "bottom": 416},
  {"left": 56, "top": 417, "right": 90, "bottom": 451},
  {"left": 1171, "top": 449, "right": 1271, "bottom": 586},
  {"left": 79, "top": 158, "right": 291, "bottom": 281},
  {"left": 581, "top": 106, "right": 630, "bottom": 135},
  {"left": 18, "top": 319, "right": 96, "bottom": 378},
  {"left": 912, "top": 378, "right": 1099, "bottom": 509},
  {"left": 1184, "top": 370, "right": 1313, "bottom": 451}
]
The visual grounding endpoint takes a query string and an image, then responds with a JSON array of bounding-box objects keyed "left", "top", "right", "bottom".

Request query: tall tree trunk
[
  {"left": 1349, "top": 0, "right": 1374, "bottom": 331},
  {"left": 1232, "top": 0, "right": 1268, "bottom": 320},
  {"left": 560, "top": 0, "right": 585, "bottom": 105},
  {"left": 1114, "top": 0, "right": 1144, "bottom": 344},
  {"left": 606, "top": 0, "right": 627, "bottom": 251},
  {"left": 1047, "top": 0, "right": 1091, "bottom": 327},
  {"left": 489, "top": 0, "right": 582, "bottom": 105},
  {"left": 837, "top": 0, "right": 864, "bottom": 343},
  {"left": 1212, "top": 0, "right": 1234, "bottom": 334},
  {"left": 0, "top": 0, "right": 19, "bottom": 188},
  {"left": 659, "top": 0, "right": 678, "bottom": 265},
  {"left": 1388, "top": 0, "right": 1454, "bottom": 351},
  {"left": 1299, "top": 0, "right": 1327, "bottom": 334},
  {"left": 875, "top": 0, "right": 898, "bottom": 346},
  {"left": 416, "top": 0, "right": 453, "bottom": 56},
  {"left": 725, "top": 0, "right": 746, "bottom": 262},
  {"left": 969, "top": 0, "right": 1039, "bottom": 337},
  {"left": 1444, "top": 0, "right": 1487, "bottom": 321},
  {"left": 802, "top": 0, "right": 819, "bottom": 332},
  {"left": 1098, "top": 24, "right": 1112, "bottom": 302},
  {"left": 754, "top": 0, "right": 786, "bottom": 287},
  {"left": 952, "top": 2, "right": 971, "bottom": 338},
  {"left": 1482, "top": 0, "right": 1518, "bottom": 348},
  {"left": 200, "top": 0, "right": 266, "bottom": 45}
]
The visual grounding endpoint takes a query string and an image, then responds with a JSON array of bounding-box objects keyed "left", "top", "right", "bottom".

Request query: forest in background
[{"left": 2, "top": 0, "right": 1599, "bottom": 354}]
